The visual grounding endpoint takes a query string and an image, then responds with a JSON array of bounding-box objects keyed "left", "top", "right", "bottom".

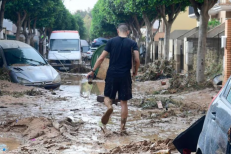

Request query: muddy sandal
[{"left": 101, "top": 108, "right": 113, "bottom": 125}]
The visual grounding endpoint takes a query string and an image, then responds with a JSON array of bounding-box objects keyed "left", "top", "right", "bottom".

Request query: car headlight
[
  {"left": 72, "top": 60, "right": 79, "bottom": 65},
  {"left": 53, "top": 74, "right": 61, "bottom": 83},
  {"left": 17, "top": 77, "right": 31, "bottom": 84}
]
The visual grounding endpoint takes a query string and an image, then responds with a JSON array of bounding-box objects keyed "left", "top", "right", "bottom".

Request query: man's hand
[
  {"left": 86, "top": 71, "right": 94, "bottom": 79},
  {"left": 132, "top": 71, "right": 137, "bottom": 77}
]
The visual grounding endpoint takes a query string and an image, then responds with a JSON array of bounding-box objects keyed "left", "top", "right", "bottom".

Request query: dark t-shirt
[{"left": 104, "top": 36, "right": 138, "bottom": 78}]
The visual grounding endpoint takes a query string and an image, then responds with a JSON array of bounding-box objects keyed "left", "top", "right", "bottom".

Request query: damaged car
[
  {"left": 0, "top": 40, "right": 61, "bottom": 89},
  {"left": 173, "top": 78, "right": 231, "bottom": 154}
]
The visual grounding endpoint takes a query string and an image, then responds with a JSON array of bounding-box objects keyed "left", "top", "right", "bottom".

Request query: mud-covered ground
[{"left": 0, "top": 73, "right": 219, "bottom": 154}]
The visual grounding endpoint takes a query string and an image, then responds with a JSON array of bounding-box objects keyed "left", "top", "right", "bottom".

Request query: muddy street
[{"left": 0, "top": 73, "right": 218, "bottom": 154}]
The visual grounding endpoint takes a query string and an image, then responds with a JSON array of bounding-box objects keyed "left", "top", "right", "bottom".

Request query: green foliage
[
  {"left": 208, "top": 19, "right": 221, "bottom": 30},
  {"left": 5, "top": 0, "right": 86, "bottom": 38},
  {"left": 90, "top": 0, "right": 117, "bottom": 39},
  {"left": 74, "top": 14, "right": 86, "bottom": 38}
]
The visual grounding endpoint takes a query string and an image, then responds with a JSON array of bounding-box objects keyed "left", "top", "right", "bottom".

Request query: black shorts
[{"left": 104, "top": 75, "right": 132, "bottom": 101}]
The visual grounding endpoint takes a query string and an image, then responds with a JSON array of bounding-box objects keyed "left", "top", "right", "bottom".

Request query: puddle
[
  {"left": 0, "top": 138, "right": 20, "bottom": 152},
  {"left": 60, "top": 74, "right": 105, "bottom": 98}
]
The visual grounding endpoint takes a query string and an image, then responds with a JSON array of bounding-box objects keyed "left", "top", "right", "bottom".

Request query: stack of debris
[
  {"left": 138, "top": 60, "right": 175, "bottom": 82},
  {"left": 168, "top": 71, "right": 214, "bottom": 93}
]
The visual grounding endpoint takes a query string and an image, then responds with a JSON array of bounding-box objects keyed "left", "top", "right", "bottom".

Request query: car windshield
[
  {"left": 82, "top": 46, "right": 89, "bottom": 53},
  {"left": 4, "top": 48, "right": 47, "bottom": 66},
  {"left": 50, "top": 39, "right": 79, "bottom": 51}
]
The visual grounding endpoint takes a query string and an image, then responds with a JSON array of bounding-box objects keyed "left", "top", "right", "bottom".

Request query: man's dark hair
[{"left": 117, "top": 23, "right": 129, "bottom": 33}]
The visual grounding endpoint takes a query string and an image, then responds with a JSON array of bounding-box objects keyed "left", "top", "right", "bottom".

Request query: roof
[
  {"left": 170, "top": 30, "right": 189, "bottom": 39},
  {"left": 0, "top": 40, "right": 31, "bottom": 49},
  {"left": 81, "top": 40, "right": 89, "bottom": 46}
]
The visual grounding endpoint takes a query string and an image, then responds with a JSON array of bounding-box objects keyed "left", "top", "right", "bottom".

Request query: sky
[{"left": 64, "top": 0, "right": 98, "bottom": 13}]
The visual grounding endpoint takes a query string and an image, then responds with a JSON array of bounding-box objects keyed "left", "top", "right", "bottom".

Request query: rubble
[
  {"left": 139, "top": 97, "right": 180, "bottom": 110},
  {"left": 168, "top": 71, "right": 214, "bottom": 93},
  {"left": 138, "top": 60, "right": 175, "bottom": 82}
]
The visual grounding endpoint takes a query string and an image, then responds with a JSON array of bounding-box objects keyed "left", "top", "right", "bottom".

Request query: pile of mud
[
  {"left": 0, "top": 80, "right": 43, "bottom": 98},
  {"left": 138, "top": 60, "right": 175, "bottom": 82},
  {"left": 110, "top": 139, "right": 175, "bottom": 154},
  {"left": 0, "top": 116, "right": 84, "bottom": 153}
]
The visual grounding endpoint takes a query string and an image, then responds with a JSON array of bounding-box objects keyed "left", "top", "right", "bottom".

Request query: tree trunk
[
  {"left": 145, "top": 26, "right": 153, "bottom": 65},
  {"left": 0, "top": 0, "right": 6, "bottom": 33},
  {"left": 196, "top": 10, "right": 209, "bottom": 83},
  {"left": 39, "top": 28, "right": 47, "bottom": 55},
  {"left": 26, "top": 37, "right": 30, "bottom": 44},
  {"left": 39, "top": 42, "right": 43, "bottom": 55},
  {"left": 16, "top": 11, "right": 27, "bottom": 41},
  {"left": 164, "top": 22, "right": 172, "bottom": 60},
  {"left": 16, "top": 23, "right": 21, "bottom": 40}
]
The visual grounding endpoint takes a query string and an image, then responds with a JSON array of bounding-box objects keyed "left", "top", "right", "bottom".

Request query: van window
[{"left": 50, "top": 39, "right": 79, "bottom": 51}]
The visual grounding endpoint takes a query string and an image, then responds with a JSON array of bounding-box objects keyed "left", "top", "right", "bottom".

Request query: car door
[{"left": 209, "top": 79, "right": 231, "bottom": 154}]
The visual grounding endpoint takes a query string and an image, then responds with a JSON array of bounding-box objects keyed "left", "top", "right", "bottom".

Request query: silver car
[{"left": 0, "top": 40, "right": 61, "bottom": 89}]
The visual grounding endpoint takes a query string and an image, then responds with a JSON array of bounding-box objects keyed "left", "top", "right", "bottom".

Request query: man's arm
[
  {"left": 87, "top": 50, "right": 108, "bottom": 78},
  {"left": 133, "top": 50, "right": 140, "bottom": 76}
]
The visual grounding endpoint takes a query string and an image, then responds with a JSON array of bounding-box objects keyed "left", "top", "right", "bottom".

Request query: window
[
  {"left": 102, "top": 40, "right": 108, "bottom": 44},
  {"left": 224, "top": 80, "right": 231, "bottom": 103},
  {"left": 82, "top": 46, "right": 90, "bottom": 53},
  {"left": 3, "top": 48, "right": 47, "bottom": 66},
  {"left": 224, "top": 80, "right": 231, "bottom": 98},
  {"left": 50, "top": 39, "right": 79, "bottom": 51}
]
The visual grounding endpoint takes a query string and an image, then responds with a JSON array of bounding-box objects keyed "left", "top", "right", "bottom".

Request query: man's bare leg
[
  {"left": 120, "top": 100, "right": 128, "bottom": 132},
  {"left": 101, "top": 97, "right": 113, "bottom": 125}
]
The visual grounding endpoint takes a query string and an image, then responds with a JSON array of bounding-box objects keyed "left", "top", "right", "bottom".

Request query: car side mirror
[{"left": 81, "top": 47, "right": 83, "bottom": 52}]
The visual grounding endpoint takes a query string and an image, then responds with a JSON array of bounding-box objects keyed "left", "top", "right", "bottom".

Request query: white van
[{"left": 48, "top": 30, "right": 81, "bottom": 71}]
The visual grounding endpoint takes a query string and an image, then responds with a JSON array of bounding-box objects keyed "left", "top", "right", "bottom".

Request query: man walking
[{"left": 87, "top": 24, "right": 140, "bottom": 132}]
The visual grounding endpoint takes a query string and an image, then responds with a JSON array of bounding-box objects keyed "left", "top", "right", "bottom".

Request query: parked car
[
  {"left": 91, "top": 37, "right": 108, "bottom": 47},
  {"left": 173, "top": 77, "right": 231, "bottom": 154},
  {"left": 81, "top": 40, "right": 93, "bottom": 61},
  {"left": 0, "top": 40, "right": 61, "bottom": 89},
  {"left": 81, "top": 39, "right": 90, "bottom": 53},
  {"left": 196, "top": 80, "right": 231, "bottom": 154}
]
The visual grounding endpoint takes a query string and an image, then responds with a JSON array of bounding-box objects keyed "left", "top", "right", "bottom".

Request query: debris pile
[
  {"left": 0, "top": 68, "right": 10, "bottom": 81},
  {"left": 168, "top": 71, "right": 214, "bottom": 93},
  {"left": 140, "top": 97, "right": 180, "bottom": 110},
  {"left": 138, "top": 60, "right": 175, "bottom": 82},
  {"left": 110, "top": 139, "right": 175, "bottom": 154}
]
